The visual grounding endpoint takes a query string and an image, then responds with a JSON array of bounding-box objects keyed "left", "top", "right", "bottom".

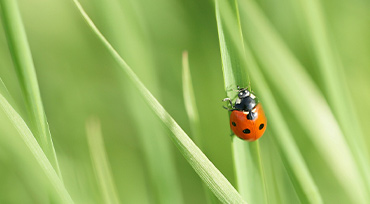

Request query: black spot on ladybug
[
  {"left": 232, "top": 122, "right": 236, "bottom": 126},
  {"left": 243, "top": 129, "right": 250, "bottom": 134},
  {"left": 259, "top": 123, "right": 264, "bottom": 130}
]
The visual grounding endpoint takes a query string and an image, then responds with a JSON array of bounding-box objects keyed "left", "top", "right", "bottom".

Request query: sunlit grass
[
  {"left": 90, "top": 0, "right": 184, "bottom": 202},
  {"left": 86, "top": 117, "right": 120, "bottom": 204},
  {"left": 72, "top": 0, "right": 245, "bottom": 203},
  {"left": 182, "top": 51, "right": 218, "bottom": 203},
  {"left": 0, "top": 0, "right": 369, "bottom": 203},
  {"left": 0, "top": 92, "right": 72, "bottom": 203},
  {"left": 237, "top": 0, "right": 367, "bottom": 202},
  {"left": 0, "top": 0, "right": 60, "bottom": 177},
  {"left": 215, "top": 0, "right": 266, "bottom": 203}
]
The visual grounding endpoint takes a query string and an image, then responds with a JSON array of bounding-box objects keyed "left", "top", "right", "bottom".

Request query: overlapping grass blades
[
  {"left": 0, "top": 93, "right": 73, "bottom": 203},
  {"left": 89, "top": 0, "right": 183, "bottom": 202},
  {"left": 237, "top": 0, "right": 367, "bottom": 202},
  {"left": 297, "top": 0, "right": 370, "bottom": 195},
  {"left": 86, "top": 117, "right": 120, "bottom": 204},
  {"left": 215, "top": 0, "right": 266, "bottom": 203},
  {"left": 182, "top": 51, "right": 218, "bottom": 204},
  {"left": 216, "top": 0, "right": 323, "bottom": 203},
  {"left": 182, "top": 51, "right": 202, "bottom": 146},
  {"left": 73, "top": 0, "right": 246, "bottom": 203},
  {"left": 0, "top": 0, "right": 61, "bottom": 176}
]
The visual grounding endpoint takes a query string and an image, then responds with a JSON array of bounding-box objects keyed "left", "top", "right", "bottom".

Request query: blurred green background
[{"left": 0, "top": 0, "right": 369, "bottom": 203}]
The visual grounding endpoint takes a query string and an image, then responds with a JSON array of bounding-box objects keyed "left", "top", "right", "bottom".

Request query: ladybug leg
[
  {"left": 222, "top": 98, "right": 233, "bottom": 107},
  {"left": 222, "top": 98, "right": 235, "bottom": 111},
  {"left": 223, "top": 106, "right": 235, "bottom": 111}
]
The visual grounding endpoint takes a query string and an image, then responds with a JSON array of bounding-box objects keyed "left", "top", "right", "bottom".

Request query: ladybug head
[{"left": 237, "top": 89, "right": 250, "bottom": 99}]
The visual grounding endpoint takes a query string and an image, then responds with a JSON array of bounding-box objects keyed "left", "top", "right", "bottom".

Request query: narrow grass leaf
[
  {"left": 182, "top": 51, "right": 218, "bottom": 204},
  {"left": 86, "top": 117, "right": 120, "bottom": 204},
  {"left": 237, "top": 0, "right": 367, "bottom": 202},
  {"left": 0, "top": 0, "right": 61, "bottom": 176},
  {"left": 215, "top": 0, "right": 266, "bottom": 203},
  {"left": 72, "top": 1, "right": 246, "bottom": 203},
  {"left": 297, "top": 0, "right": 370, "bottom": 195},
  {"left": 0, "top": 93, "right": 73, "bottom": 204},
  {"left": 182, "top": 51, "right": 201, "bottom": 146},
  {"left": 264, "top": 141, "right": 301, "bottom": 204},
  {"left": 90, "top": 0, "right": 184, "bottom": 202},
  {"left": 217, "top": 1, "right": 323, "bottom": 203}
]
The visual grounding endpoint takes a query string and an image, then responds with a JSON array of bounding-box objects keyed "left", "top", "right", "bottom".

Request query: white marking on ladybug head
[
  {"left": 235, "top": 98, "right": 241, "bottom": 104},
  {"left": 243, "top": 111, "right": 250, "bottom": 115},
  {"left": 252, "top": 108, "right": 257, "bottom": 113},
  {"left": 250, "top": 94, "right": 256, "bottom": 99}
]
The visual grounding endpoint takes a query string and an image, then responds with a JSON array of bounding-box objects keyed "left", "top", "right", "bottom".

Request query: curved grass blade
[
  {"left": 90, "top": 0, "right": 184, "bottom": 202},
  {"left": 215, "top": 0, "right": 267, "bottom": 203},
  {"left": 297, "top": 0, "right": 370, "bottom": 195},
  {"left": 216, "top": 0, "right": 323, "bottom": 203},
  {"left": 182, "top": 51, "right": 218, "bottom": 204},
  {"left": 72, "top": 1, "right": 246, "bottom": 203},
  {"left": 0, "top": 93, "right": 73, "bottom": 203},
  {"left": 182, "top": 51, "right": 202, "bottom": 146},
  {"left": 86, "top": 117, "right": 120, "bottom": 204},
  {"left": 0, "top": 0, "right": 61, "bottom": 176},
  {"left": 237, "top": 0, "right": 367, "bottom": 202}
]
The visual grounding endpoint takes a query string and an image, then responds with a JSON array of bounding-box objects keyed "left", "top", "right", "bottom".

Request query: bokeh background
[{"left": 0, "top": 0, "right": 369, "bottom": 203}]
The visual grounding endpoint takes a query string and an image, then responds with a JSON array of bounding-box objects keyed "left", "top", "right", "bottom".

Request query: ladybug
[{"left": 223, "top": 86, "right": 267, "bottom": 141}]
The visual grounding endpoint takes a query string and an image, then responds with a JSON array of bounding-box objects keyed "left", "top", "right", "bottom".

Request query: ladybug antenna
[
  {"left": 232, "top": 85, "right": 242, "bottom": 92},
  {"left": 246, "top": 74, "right": 251, "bottom": 91}
]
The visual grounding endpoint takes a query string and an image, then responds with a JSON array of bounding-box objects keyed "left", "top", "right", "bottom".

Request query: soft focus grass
[
  {"left": 215, "top": 0, "right": 267, "bottom": 203},
  {"left": 90, "top": 0, "right": 184, "bottom": 203},
  {"left": 0, "top": 92, "right": 72, "bottom": 203},
  {"left": 0, "top": 0, "right": 61, "bottom": 177},
  {"left": 216, "top": 0, "right": 322, "bottom": 203},
  {"left": 0, "top": 0, "right": 369, "bottom": 203},
  {"left": 73, "top": 0, "right": 245, "bottom": 203}
]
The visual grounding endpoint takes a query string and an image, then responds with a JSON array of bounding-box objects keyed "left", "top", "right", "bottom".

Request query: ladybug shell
[{"left": 230, "top": 104, "right": 267, "bottom": 141}]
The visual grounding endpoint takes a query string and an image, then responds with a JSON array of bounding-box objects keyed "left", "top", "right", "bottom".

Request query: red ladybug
[{"left": 223, "top": 86, "right": 267, "bottom": 141}]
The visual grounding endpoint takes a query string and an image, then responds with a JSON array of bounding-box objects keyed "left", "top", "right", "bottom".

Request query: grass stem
[
  {"left": 73, "top": 1, "right": 246, "bottom": 203},
  {"left": 0, "top": 0, "right": 61, "bottom": 177}
]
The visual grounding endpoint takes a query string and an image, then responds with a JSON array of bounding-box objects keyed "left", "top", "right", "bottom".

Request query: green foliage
[
  {"left": 0, "top": 93, "right": 72, "bottom": 203},
  {"left": 86, "top": 117, "right": 120, "bottom": 204},
  {"left": 0, "top": 0, "right": 369, "bottom": 203},
  {"left": 0, "top": 0, "right": 60, "bottom": 176},
  {"left": 72, "top": 0, "right": 245, "bottom": 203},
  {"left": 91, "top": 0, "right": 184, "bottom": 203},
  {"left": 215, "top": 0, "right": 266, "bottom": 203}
]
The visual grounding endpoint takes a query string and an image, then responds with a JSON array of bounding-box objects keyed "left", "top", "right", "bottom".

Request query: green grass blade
[
  {"left": 249, "top": 80, "right": 323, "bottom": 204},
  {"left": 85, "top": 117, "right": 120, "bottom": 204},
  {"left": 0, "top": 0, "right": 61, "bottom": 176},
  {"left": 182, "top": 51, "right": 218, "bottom": 204},
  {"left": 72, "top": 1, "right": 246, "bottom": 203},
  {"left": 90, "top": 0, "right": 184, "bottom": 202},
  {"left": 0, "top": 93, "right": 73, "bottom": 204},
  {"left": 216, "top": 0, "right": 323, "bottom": 203},
  {"left": 215, "top": 0, "right": 266, "bottom": 203},
  {"left": 182, "top": 51, "right": 202, "bottom": 146},
  {"left": 237, "top": 0, "right": 367, "bottom": 202},
  {"left": 298, "top": 0, "right": 370, "bottom": 195}
]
